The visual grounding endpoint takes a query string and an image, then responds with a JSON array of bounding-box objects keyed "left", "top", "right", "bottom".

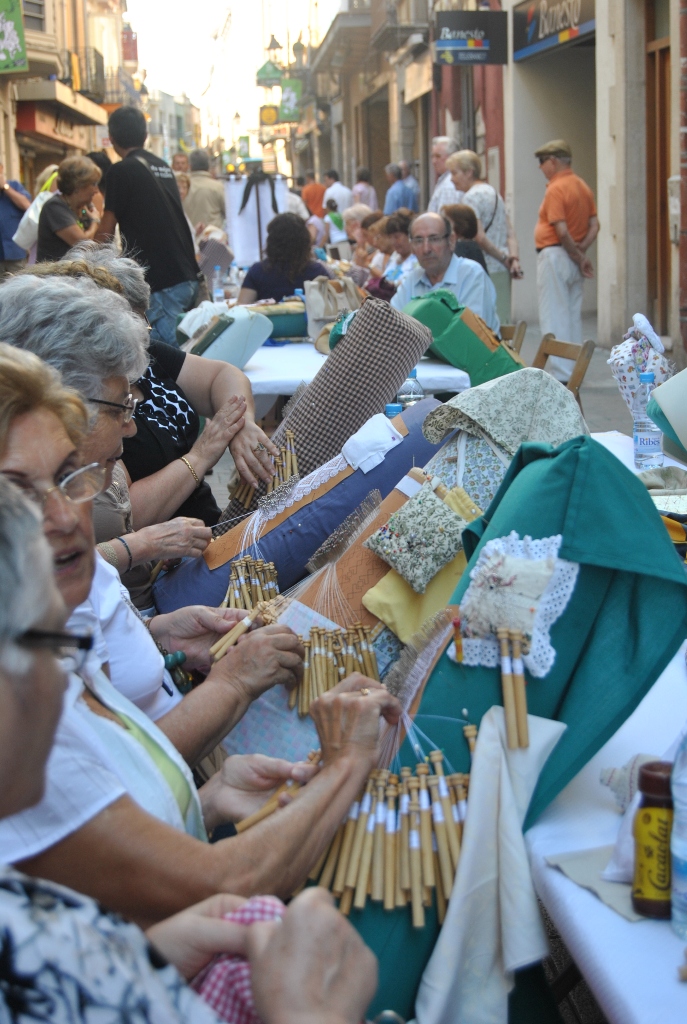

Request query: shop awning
[
  {"left": 309, "top": 10, "right": 372, "bottom": 75},
  {"left": 15, "top": 80, "right": 107, "bottom": 126}
]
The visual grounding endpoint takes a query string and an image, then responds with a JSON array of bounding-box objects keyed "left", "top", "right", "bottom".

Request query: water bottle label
[
  {"left": 633, "top": 431, "right": 662, "bottom": 452},
  {"left": 633, "top": 807, "right": 673, "bottom": 902}
]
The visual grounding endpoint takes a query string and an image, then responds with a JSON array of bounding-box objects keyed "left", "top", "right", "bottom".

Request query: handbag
[
  {"left": 304, "top": 275, "right": 362, "bottom": 337},
  {"left": 12, "top": 191, "right": 53, "bottom": 251}
]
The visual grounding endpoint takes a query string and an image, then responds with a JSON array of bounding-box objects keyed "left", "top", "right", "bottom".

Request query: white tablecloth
[
  {"left": 525, "top": 429, "right": 687, "bottom": 1024},
  {"left": 242, "top": 343, "right": 470, "bottom": 417}
]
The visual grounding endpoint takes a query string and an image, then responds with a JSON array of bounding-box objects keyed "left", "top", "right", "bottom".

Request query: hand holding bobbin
[{"left": 309, "top": 673, "right": 402, "bottom": 773}]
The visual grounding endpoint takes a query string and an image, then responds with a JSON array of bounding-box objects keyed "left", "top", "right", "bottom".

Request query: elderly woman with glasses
[
  {"left": 0, "top": 475, "right": 378, "bottom": 1024},
  {"left": 0, "top": 345, "right": 399, "bottom": 925}
]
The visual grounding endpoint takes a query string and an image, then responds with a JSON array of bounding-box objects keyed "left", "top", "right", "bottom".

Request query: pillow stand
[{"left": 363, "top": 481, "right": 467, "bottom": 593}]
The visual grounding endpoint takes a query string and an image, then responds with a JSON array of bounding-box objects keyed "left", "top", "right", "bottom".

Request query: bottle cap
[
  {"left": 385, "top": 403, "right": 403, "bottom": 417},
  {"left": 408, "top": 367, "right": 418, "bottom": 378},
  {"left": 214, "top": 265, "right": 221, "bottom": 272},
  {"left": 638, "top": 761, "right": 673, "bottom": 798},
  {"left": 639, "top": 371, "right": 655, "bottom": 383}
]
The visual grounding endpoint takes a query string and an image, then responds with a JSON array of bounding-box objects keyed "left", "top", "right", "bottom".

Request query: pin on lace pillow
[{"left": 363, "top": 481, "right": 467, "bottom": 593}]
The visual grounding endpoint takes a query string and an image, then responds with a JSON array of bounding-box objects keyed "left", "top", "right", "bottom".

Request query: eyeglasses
[
  {"left": 16, "top": 629, "right": 93, "bottom": 673},
  {"left": 538, "top": 156, "right": 553, "bottom": 165},
  {"left": 88, "top": 393, "right": 139, "bottom": 424},
  {"left": 410, "top": 233, "right": 449, "bottom": 248},
  {"left": 7, "top": 462, "right": 107, "bottom": 510}
]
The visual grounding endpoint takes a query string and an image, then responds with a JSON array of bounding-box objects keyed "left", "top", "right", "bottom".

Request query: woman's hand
[
  {"left": 309, "top": 674, "right": 401, "bottom": 772},
  {"left": 149, "top": 606, "right": 246, "bottom": 671},
  {"left": 210, "top": 625, "right": 305, "bottom": 700},
  {"left": 199, "top": 753, "right": 320, "bottom": 830},
  {"left": 248, "top": 887, "right": 378, "bottom": 1024},
  {"left": 506, "top": 254, "right": 523, "bottom": 279},
  {"left": 137, "top": 517, "right": 212, "bottom": 561},
  {"left": 146, "top": 893, "right": 248, "bottom": 980},
  {"left": 190, "top": 395, "right": 246, "bottom": 475},
  {"left": 229, "top": 420, "right": 279, "bottom": 490}
]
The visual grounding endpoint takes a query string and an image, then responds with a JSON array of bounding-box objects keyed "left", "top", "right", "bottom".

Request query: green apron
[{"left": 354, "top": 436, "right": 687, "bottom": 1020}]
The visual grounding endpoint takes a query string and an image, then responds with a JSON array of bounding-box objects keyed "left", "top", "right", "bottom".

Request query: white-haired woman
[
  {"left": 0, "top": 475, "right": 377, "bottom": 1024},
  {"left": 446, "top": 149, "right": 522, "bottom": 323}
]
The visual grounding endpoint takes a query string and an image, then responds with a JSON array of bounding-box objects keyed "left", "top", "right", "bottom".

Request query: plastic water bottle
[
  {"left": 212, "top": 265, "right": 224, "bottom": 303},
  {"left": 632, "top": 371, "right": 663, "bottom": 469},
  {"left": 396, "top": 367, "right": 424, "bottom": 409},
  {"left": 671, "top": 731, "right": 687, "bottom": 937}
]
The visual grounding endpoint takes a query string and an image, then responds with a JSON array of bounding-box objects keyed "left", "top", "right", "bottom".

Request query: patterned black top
[{"left": 0, "top": 867, "right": 220, "bottom": 1022}]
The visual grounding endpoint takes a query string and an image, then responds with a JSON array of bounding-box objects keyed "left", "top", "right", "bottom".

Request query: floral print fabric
[
  {"left": 425, "top": 433, "right": 509, "bottom": 511},
  {"left": 0, "top": 867, "right": 220, "bottom": 1024},
  {"left": 364, "top": 482, "right": 467, "bottom": 593}
]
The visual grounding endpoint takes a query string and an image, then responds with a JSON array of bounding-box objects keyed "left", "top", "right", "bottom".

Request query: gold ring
[{"left": 360, "top": 687, "right": 370, "bottom": 696}]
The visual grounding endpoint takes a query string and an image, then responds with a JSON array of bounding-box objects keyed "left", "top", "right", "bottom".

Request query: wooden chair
[
  {"left": 500, "top": 320, "right": 527, "bottom": 354},
  {"left": 532, "top": 333, "right": 596, "bottom": 409}
]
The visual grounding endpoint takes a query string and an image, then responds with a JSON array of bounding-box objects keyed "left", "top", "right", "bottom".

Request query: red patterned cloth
[{"left": 192, "top": 895, "right": 286, "bottom": 1024}]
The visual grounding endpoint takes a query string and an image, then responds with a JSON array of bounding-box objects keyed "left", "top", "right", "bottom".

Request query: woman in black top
[
  {"left": 441, "top": 203, "right": 490, "bottom": 275},
  {"left": 238, "top": 212, "right": 329, "bottom": 304},
  {"left": 36, "top": 156, "right": 103, "bottom": 262}
]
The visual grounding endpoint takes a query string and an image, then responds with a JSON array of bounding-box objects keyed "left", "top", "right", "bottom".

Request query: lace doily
[
  {"left": 459, "top": 532, "right": 579, "bottom": 678},
  {"left": 260, "top": 453, "right": 348, "bottom": 521}
]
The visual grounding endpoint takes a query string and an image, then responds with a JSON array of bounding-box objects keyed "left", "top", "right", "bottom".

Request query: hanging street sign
[
  {"left": 0, "top": 1, "right": 28, "bottom": 74},
  {"left": 259, "top": 105, "right": 280, "bottom": 127},
  {"left": 279, "top": 78, "right": 302, "bottom": 123},
  {"left": 512, "top": 0, "right": 595, "bottom": 61},
  {"left": 434, "top": 10, "right": 508, "bottom": 66}
]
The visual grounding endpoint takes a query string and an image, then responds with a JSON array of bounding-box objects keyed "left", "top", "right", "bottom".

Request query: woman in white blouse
[
  {"left": 446, "top": 150, "right": 523, "bottom": 324},
  {"left": 0, "top": 476, "right": 378, "bottom": 1024}
]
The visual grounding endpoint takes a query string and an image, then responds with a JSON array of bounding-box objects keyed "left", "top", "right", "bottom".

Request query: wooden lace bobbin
[
  {"left": 296, "top": 641, "right": 310, "bottom": 713},
  {"left": 210, "top": 605, "right": 261, "bottom": 661},
  {"left": 274, "top": 455, "right": 282, "bottom": 485},
  {"left": 384, "top": 779, "right": 399, "bottom": 911},
  {"left": 428, "top": 775, "right": 455, "bottom": 899},
  {"left": 451, "top": 615, "right": 463, "bottom": 662},
  {"left": 433, "top": 837, "right": 447, "bottom": 925},
  {"left": 284, "top": 441, "right": 292, "bottom": 480},
  {"left": 343, "top": 630, "right": 355, "bottom": 677},
  {"left": 280, "top": 447, "right": 288, "bottom": 481},
  {"left": 310, "top": 630, "right": 322, "bottom": 702},
  {"left": 509, "top": 629, "right": 529, "bottom": 748},
  {"left": 288, "top": 431, "right": 299, "bottom": 476},
  {"left": 327, "top": 632, "right": 337, "bottom": 690},
  {"left": 408, "top": 781, "right": 425, "bottom": 928},
  {"left": 309, "top": 844, "right": 330, "bottom": 882},
  {"left": 364, "top": 626, "right": 380, "bottom": 681},
  {"left": 496, "top": 627, "right": 519, "bottom": 750},
  {"left": 339, "top": 887, "right": 354, "bottom": 916},
  {"left": 318, "top": 822, "right": 345, "bottom": 889},
  {"left": 415, "top": 765, "right": 436, "bottom": 891},
  {"left": 266, "top": 471, "right": 274, "bottom": 495},
  {"left": 446, "top": 773, "right": 465, "bottom": 841},
  {"left": 243, "top": 486, "right": 255, "bottom": 510},
  {"left": 249, "top": 563, "right": 259, "bottom": 605},
  {"left": 355, "top": 622, "right": 376, "bottom": 679},
  {"left": 354, "top": 787, "right": 378, "bottom": 909},
  {"left": 372, "top": 771, "right": 389, "bottom": 902},
  {"left": 238, "top": 561, "right": 253, "bottom": 610},
  {"left": 399, "top": 767, "right": 412, "bottom": 893},
  {"left": 344, "top": 776, "right": 376, "bottom": 890},
  {"left": 428, "top": 750, "right": 461, "bottom": 871},
  {"left": 463, "top": 724, "right": 478, "bottom": 757},
  {"left": 332, "top": 795, "right": 362, "bottom": 896}
]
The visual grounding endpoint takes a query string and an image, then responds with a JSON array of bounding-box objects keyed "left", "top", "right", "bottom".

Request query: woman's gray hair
[
  {"left": 0, "top": 274, "right": 149, "bottom": 400},
  {"left": 63, "top": 241, "right": 151, "bottom": 314},
  {"left": 0, "top": 477, "right": 53, "bottom": 674}
]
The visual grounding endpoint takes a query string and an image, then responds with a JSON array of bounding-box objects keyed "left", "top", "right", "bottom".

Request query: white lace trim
[
  {"left": 259, "top": 454, "right": 348, "bottom": 523},
  {"left": 459, "top": 532, "right": 579, "bottom": 678}
]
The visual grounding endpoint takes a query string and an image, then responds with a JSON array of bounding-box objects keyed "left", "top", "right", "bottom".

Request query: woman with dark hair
[
  {"left": 237, "top": 213, "right": 330, "bottom": 304},
  {"left": 36, "top": 156, "right": 102, "bottom": 262},
  {"left": 442, "top": 203, "right": 489, "bottom": 274},
  {"left": 382, "top": 207, "right": 418, "bottom": 283}
]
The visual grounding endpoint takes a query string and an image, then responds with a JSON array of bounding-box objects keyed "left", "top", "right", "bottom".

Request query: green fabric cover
[
  {"left": 647, "top": 395, "right": 687, "bottom": 460},
  {"left": 356, "top": 435, "right": 687, "bottom": 1021},
  {"left": 403, "top": 288, "right": 522, "bottom": 385}
]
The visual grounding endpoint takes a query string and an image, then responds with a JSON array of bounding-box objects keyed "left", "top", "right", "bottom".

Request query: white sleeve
[
  {"left": 459, "top": 264, "right": 500, "bottom": 335},
  {"left": 390, "top": 277, "right": 409, "bottom": 310},
  {"left": 0, "top": 727, "right": 125, "bottom": 863}
]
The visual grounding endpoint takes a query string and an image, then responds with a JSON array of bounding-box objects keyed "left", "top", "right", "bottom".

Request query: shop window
[
  {"left": 22, "top": 0, "right": 45, "bottom": 31},
  {"left": 652, "top": 0, "right": 670, "bottom": 41}
]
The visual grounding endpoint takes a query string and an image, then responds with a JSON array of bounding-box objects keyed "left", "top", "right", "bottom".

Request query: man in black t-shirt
[{"left": 97, "top": 107, "right": 199, "bottom": 347}]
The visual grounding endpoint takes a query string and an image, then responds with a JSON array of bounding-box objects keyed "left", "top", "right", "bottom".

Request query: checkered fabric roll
[
  {"left": 216, "top": 298, "right": 432, "bottom": 533},
  {"left": 192, "top": 895, "right": 285, "bottom": 1024}
]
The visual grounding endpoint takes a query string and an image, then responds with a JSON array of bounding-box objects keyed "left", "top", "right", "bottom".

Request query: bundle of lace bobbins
[
  {"left": 291, "top": 623, "right": 380, "bottom": 716},
  {"left": 230, "top": 430, "right": 299, "bottom": 509},
  {"left": 209, "top": 599, "right": 283, "bottom": 662},
  {"left": 304, "top": 750, "right": 472, "bottom": 928},
  {"left": 219, "top": 556, "right": 279, "bottom": 611}
]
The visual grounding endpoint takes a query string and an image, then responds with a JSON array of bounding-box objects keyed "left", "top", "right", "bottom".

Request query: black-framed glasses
[
  {"left": 410, "top": 233, "right": 449, "bottom": 248},
  {"left": 16, "top": 630, "right": 93, "bottom": 673},
  {"left": 88, "top": 394, "right": 139, "bottom": 424},
  {"left": 6, "top": 462, "right": 107, "bottom": 510}
]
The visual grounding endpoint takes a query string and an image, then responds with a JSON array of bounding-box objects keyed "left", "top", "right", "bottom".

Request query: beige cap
[{"left": 534, "top": 139, "right": 572, "bottom": 161}]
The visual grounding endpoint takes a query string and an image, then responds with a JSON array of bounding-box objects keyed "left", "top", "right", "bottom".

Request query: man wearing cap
[{"left": 534, "top": 140, "right": 598, "bottom": 380}]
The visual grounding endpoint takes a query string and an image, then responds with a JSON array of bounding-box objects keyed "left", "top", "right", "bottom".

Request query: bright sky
[{"left": 125, "top": 0, "right": 341, "bottom": 150}]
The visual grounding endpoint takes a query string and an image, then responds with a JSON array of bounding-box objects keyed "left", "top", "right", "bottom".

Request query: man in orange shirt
[
  {"left": 301, "top": 169, "right": 326, "bottom": 219},
  {"left": 534, "top": 139, "right": 599, "bottom": 380}
]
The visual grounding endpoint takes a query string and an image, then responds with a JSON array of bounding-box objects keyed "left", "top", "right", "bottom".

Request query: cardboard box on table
[{"left": 354, "top": 436, "right": 687, "bottom": 1021}]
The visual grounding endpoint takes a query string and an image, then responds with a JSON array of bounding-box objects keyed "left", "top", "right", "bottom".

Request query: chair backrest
[
  {"left": 532, "top": 332, "right": 595, "bottom": 406},
  {"left": 500, "top": 320, "right": 527, "bottom": 354}
]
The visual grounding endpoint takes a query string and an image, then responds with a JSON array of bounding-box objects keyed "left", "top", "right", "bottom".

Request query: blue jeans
[{"left": 148, "top": 278, "right": 199, "bottom": 347}]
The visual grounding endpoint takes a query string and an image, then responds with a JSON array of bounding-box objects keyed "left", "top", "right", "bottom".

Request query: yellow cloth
[
  {"left": 362, "top": 486, "right": 481, "bottom": 643},
  {"left": 117, "top": 710, "right": 192, "bottom": 819},
  {"left": 661, "top": 514, "right": 687, "bottom": 544}
]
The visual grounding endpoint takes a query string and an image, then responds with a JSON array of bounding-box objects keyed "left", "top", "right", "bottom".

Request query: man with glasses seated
[{"left": 390, "top": 211, "right": 500, "bottom": 335}]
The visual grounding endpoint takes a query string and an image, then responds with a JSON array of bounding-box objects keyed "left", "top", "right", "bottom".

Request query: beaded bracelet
[
  {"left": 116, "top": 535, "right": 133, "bottom": 573},
  {"left": 180, "top": 456, "right": 201, "bottom": 487}
]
